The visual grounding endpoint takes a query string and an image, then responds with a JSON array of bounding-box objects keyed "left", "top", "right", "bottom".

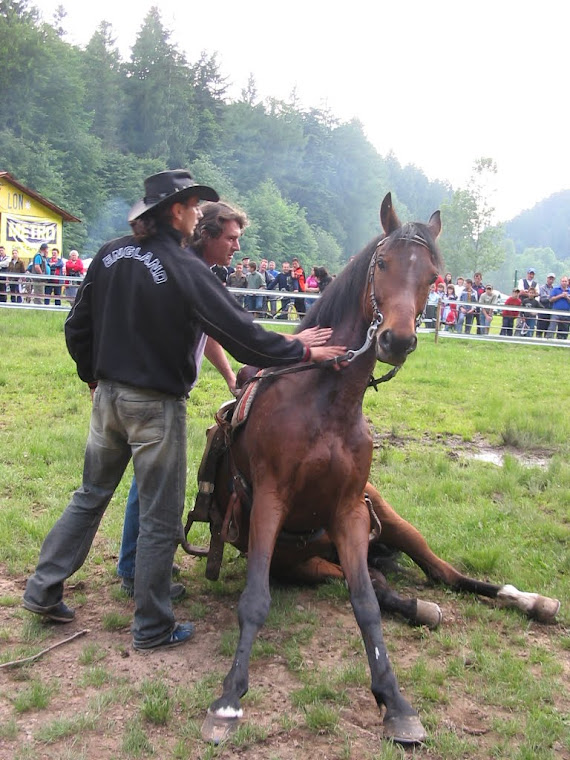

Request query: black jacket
[{"left": 65, "top": 226, "right": 307, "bottom": 396}]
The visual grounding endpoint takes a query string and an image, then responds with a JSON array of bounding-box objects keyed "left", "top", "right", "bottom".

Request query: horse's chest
[{"left": 289, "top": 434, "right": 372, "bottom": 493}]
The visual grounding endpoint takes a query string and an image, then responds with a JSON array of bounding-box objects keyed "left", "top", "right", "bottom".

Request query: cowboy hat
[{"left": 128, "top": 169, "right": 219, "bottom": 222}]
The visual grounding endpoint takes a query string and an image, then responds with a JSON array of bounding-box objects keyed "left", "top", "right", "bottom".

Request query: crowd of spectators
[
  {"left": 1, "top": 239, "right": 338, "bottom": 320},
  {"left": 6, "top": 245, "right": 568, "bottom": 342},
  {"left": 214, "top": 254, "right": 333, "bottom": 319},
  {"left": 423, "top": 267, "right": 570, "bottom": 339},
  {"left": 0, "top": 242, "right": 85, "bottom": 306}
]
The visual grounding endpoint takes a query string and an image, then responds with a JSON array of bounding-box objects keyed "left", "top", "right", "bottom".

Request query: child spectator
[
  {"left": 519, "top": 287, "right": 541, "bottom": 337},
  {"left": 424, "top": 282, "right": 444, "bottom": 328},
  {"left": 500, "top": 289, "right": 522, "bottom": 336},
  {"left": 442, "top": 284, "right": 458, "bottom": 330}
]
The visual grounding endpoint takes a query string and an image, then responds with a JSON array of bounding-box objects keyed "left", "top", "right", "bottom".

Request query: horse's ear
[
  {"left": 380, "top": 193, "right": 402, "bottom": 235},
  {"left": 427, "top": 210, "right": 442, "bottom": 240}
]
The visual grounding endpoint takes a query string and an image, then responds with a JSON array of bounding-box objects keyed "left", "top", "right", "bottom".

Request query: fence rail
[{"left": 2, "top": 275, "right": 568, "bottom": 348}]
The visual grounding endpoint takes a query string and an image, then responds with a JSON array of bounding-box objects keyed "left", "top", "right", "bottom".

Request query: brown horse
[{"left": 197, "top": 194, "right": 442, "bottom": 745}]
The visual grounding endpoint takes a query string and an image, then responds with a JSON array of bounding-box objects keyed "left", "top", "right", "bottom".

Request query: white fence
[{"left": 2, "top": 273, "right": 569, "bottom": 349}]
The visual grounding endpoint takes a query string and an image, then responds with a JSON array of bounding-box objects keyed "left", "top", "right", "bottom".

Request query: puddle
[
  {"left": 467, "top": 448, "right": 550, "bottom": 469},
  {"left": 370, "top": 428, "right": 552, "bottom": 469}
]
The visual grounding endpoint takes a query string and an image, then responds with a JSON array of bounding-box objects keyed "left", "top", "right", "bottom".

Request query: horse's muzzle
[{"left": 375, "top": 329, "right": 417, "bottom": 365}]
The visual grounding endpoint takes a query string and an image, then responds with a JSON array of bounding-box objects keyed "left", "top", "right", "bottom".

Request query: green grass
[
  {"left": 122, "top": 719, "right": 154, "bottom": 756},
  {"left": 139, "top": 679, "right": 171, "bottom": 725},
  {"left": 12, "top": 680, "right": 55, "bottom": 713},
  {"left": 0, "top": 309, "right": 569, "bottom": 760}
]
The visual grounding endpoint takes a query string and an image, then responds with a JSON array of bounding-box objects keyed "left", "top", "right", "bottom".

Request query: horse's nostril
[
  {"left": 378, "top": 329, "right": 417, "bottom": 356},
  {"left": 378, "top": 329, "right": 392, "bottom": 351}
]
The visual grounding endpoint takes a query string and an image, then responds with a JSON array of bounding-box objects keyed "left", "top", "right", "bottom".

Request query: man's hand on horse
[
  {"left": 309, "top": 344, "right": 348, "bottom": 369},
  {"left": 297, "top": 326, "right": 333, "bottom": 347}
]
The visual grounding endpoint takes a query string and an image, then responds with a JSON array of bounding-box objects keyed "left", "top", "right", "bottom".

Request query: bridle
[
  {"left": 367, "top": 230, "right": 432, "bottom": 324},
  {"left": 239, "top": 231, "right": 432, "bottom": 391},
  {"left": 357, "top": 231, "right": 431, "bottom": 388}
]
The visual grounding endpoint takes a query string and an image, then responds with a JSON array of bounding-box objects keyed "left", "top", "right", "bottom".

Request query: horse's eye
[{"left": 377, "top": 259, "right": 386, "bottom": 271}]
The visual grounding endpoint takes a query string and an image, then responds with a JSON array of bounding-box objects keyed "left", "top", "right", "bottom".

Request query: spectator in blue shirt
[{"left": 550, "top": 275, "right": 570, "bottom": 339}]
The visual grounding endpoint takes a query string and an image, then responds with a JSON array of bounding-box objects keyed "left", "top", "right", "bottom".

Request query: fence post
[{"left": 434, "top": 300, "right": 442, "bottom": 344}]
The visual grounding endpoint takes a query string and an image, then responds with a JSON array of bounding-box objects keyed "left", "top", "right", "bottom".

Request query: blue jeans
[
  {"left": 457, "top": 311, "right": 475, "bottom": 333},
  {"left": 117, "top": 477, "right": 139, "bottom": 580},
  {"left": 24, "top": 381, "right": 187, "bottom": 648},
  {"left": 246, "top": 294, "right": 263, "bottom": 313}
]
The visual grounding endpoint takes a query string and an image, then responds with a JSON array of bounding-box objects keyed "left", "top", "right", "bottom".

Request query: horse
[{"left": 195, "top": 194, "right": 442, "bottom": 745}]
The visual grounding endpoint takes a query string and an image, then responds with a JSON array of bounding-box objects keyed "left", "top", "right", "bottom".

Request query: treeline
[
  {"left": 0, "top": 1, "right": 449, "bottom": 270},
  {"left": 1, "top": 1, "right": 567, "bottom": 286}
]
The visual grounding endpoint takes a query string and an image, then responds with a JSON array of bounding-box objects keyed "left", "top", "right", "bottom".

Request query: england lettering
[{"left": 102, "top": 246, "right": 168, "bottom": 284}]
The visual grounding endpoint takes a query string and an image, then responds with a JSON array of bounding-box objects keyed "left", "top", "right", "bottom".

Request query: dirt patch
[{"left": 1, "top": 561, "right": 568, "bottom": 760}]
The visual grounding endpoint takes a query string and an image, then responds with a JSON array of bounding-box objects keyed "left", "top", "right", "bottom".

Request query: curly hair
[
  {"left": 129, "top": 202, "right": 178, "bottom": 244},
  {"left": 192, "top": 202, "right": 248, "bottom": 254}
]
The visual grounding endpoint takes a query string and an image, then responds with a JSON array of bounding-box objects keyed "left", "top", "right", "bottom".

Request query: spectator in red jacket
[
  {"left": 65, "top": 250, "right": 84, "bottom": 303},
  {"left": 290, "top": 257, "right": 306, "bottom": 316},
  {"left": 500, "top": 289, "right": 522, "bottom": 336}
]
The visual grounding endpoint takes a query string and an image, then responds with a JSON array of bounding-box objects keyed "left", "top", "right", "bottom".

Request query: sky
[{"left": 32, "top": 0, "right": 569, "bottom": 222}]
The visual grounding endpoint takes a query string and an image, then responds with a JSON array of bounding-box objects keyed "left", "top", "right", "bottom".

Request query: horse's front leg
[
  {"left": 331, "top": 497, "right": 426, "bottom": 745},
  {"left": 202, "top": 489, "right": 284, "bottom": 744}
]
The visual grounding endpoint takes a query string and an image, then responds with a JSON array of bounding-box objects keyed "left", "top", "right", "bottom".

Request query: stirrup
[{"left": 180, "top": 487, "right": 214, "bottom": 557}]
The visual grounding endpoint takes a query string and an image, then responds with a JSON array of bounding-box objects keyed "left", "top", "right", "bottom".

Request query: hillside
[{"left": 505, "top": 190, "right": 570, "bottom": 259}]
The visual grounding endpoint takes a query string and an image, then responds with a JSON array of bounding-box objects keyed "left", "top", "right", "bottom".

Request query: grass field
[{"left": 0, "top": 309, "right": 568, "bottom": 760}]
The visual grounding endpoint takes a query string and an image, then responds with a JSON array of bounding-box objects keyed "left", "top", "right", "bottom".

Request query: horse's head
[{"left": 367, "top": 193, "right": 442, "bottom": 366}]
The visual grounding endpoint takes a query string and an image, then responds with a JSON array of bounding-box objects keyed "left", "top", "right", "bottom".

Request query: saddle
[{"left": 181, "top": 373, "right": 266, "bottom": 580}]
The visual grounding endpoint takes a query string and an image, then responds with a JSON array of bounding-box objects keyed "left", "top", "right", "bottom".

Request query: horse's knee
[{"left": 238, "top": 586, "right": 271, "bottom": 628}]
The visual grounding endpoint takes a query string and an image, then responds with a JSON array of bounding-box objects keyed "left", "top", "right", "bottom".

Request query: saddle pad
[{"left": 232, "top": 370, "right": 265, "bottom": 432}]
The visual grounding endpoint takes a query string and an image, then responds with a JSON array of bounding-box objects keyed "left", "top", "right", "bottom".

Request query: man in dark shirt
[
  {"left": 23, "top": 170, "right": 345, "bottom": 651},
  {"left": 267, "top": 261, "right": 295, "bottom": 319}
]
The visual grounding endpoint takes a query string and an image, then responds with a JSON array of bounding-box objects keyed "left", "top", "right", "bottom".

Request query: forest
[{"left": 1, "top": 0, "right": 568, "bottom": 290}]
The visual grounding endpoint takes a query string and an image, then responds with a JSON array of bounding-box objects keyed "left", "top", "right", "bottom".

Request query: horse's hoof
[
  {"left": 415, "top": 600, "right": 442, "bottom": 629},
  {"left": 201, "top": 709, "right": 241, "bottom": 744},
  {"left": 532, "top": 595, "right": 560, "bottom": 623},
  {"left": 383, "top": 714, "right": 427, "bottom": 744}
]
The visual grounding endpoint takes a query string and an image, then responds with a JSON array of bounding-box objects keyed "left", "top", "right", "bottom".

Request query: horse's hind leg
[
  {"left": 366, "top": 483, "right": 560, "bottom": 622},
  {"left": 331, "top": 498, "right": 426, "bottom": 745},
  {"left": 203, "top": 491, "right": 283, "bottom": 743}
]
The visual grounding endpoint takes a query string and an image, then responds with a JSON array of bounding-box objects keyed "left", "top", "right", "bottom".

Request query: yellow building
[{"left": 0, "top": 172, "right": 81, "bottom": 263}]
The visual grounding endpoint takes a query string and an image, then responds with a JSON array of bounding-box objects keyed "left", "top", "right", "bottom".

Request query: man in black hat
[{"left": 23, "top": 170, "right": 345, "bottom": 651}]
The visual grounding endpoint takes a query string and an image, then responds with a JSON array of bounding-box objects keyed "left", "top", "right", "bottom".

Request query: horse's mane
[
  {"left": 299, "top": 237, "right": 379, "bottom": 331},
  {"left": 298, "top": 221, "right": 442, "bottom": 334}
]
